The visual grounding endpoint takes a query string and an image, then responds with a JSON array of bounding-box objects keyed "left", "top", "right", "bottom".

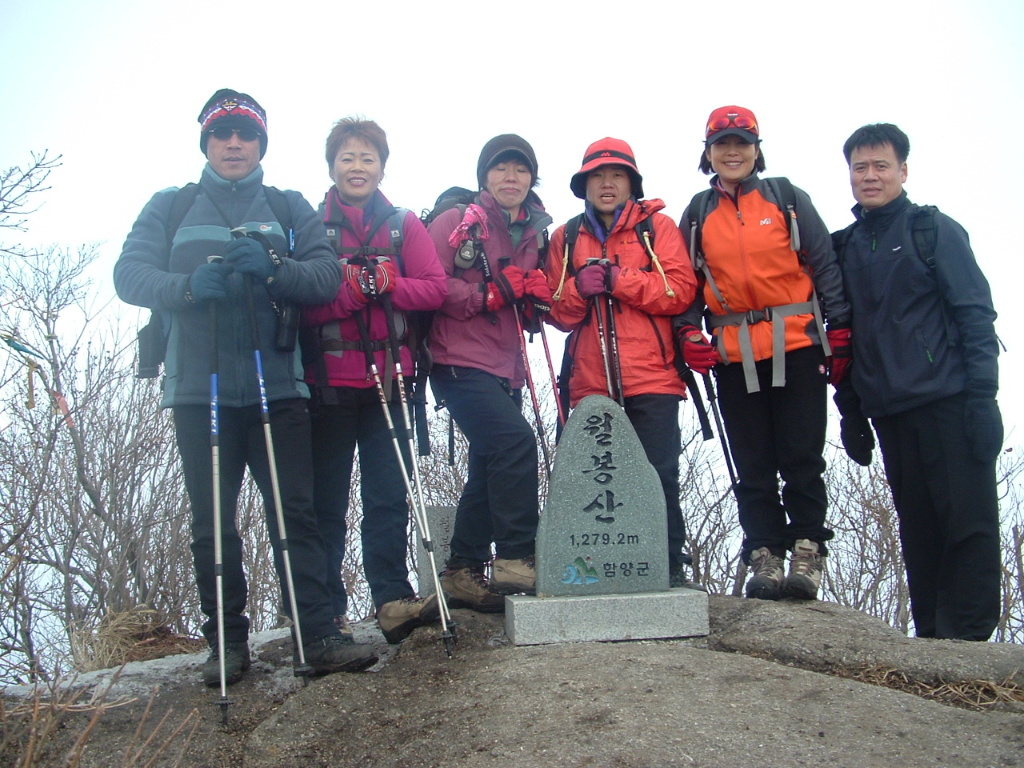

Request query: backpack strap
[
  {"left": 551, "top": 214, "right": 585, "bottom": 301},
  {"left": 165, "top": 183, "right": 202, "bottom": 254},
  {"left": 911, "top": 204, "right": 938, "bottom": 269}
]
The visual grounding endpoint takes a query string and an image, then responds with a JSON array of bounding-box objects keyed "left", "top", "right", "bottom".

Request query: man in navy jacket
[{"left": 833, "top": 122, "right": 1002, "bottom": 641}]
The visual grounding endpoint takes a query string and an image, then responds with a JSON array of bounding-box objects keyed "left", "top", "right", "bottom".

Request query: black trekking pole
[
  {"left": 604, "top": 291, "right": 625, "bottom": 408},
  {"left": 583, "top": 259, "right": 616, "bottom": 402},
  {"left": 680, "top": 367, "right": 714, "bottom": 441},
  {"left": 232, "top": 228, "right": 313, "bottom": 681},
  {"left": 357, "top": 294, "right": 456, "bottom": 656},
  {"left": 206, "top": 254, "right": 232, "bottom": 724},
  {"left": 702, "top": 371, "right": 739, "bottom": 493}
]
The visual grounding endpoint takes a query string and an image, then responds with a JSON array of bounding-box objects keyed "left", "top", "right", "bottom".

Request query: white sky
[{"left": 1, "top": 0, "right": 1022, "bottom": 436}]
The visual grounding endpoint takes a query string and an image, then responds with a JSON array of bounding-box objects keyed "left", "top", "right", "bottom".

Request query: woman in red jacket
[
  {"left": 302, "top": 118, "right": 447, "bottom": 643},
  {"left": 546, "top": 137, "right": 699, "bottom": 588},
  {"left": 676, "top": 106, "right": 851, "bottom": 601}
]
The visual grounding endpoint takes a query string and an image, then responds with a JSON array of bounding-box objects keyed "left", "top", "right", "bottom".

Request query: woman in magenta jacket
[{"left": 302, "top": 118, "right": 447, "bottom": 644}]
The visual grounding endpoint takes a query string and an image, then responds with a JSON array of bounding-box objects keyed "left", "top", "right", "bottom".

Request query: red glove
[
  {"left": 576, "top": 264, "right": 607, "bottom": 298},
  {"left": 523, "top": 269, "right": 553, "bottom": 312},
  {"left": 826, "top": 327, "right": 852, "bottom": 386},
  {"left": 677, "top": 325, "right": 721, "bottom": 375},
  {"left": 344, "top": 262, "right": 371, "bottom": 305},
  {"left": 365, "top": 259, "right": 398, "bottom": 296},
  {"left": 485, "top": 265, "right": 525, "bottom": 312}
]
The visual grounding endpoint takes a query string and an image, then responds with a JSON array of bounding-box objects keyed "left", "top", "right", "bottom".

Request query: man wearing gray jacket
[{"left": 115, "top": 88, "right": 377, "bottom": 684}]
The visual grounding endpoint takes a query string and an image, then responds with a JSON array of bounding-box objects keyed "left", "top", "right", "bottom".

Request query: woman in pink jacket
[{"left": 302, "top": 118, "right": 447, "bottom": 644}]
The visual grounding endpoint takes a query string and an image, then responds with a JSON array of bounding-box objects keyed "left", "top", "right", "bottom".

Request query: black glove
[
  {"left": 188, "top": 261, "right": 231, "bottom": 302},
  {"left": 225, "top": 236, "right": 276, "bottom": 281},
  {"left": 840, "top": 414, "right": 874, "bottom": 466},
  {"left": 965, "top": 396, "right": 1003, "bottom": 463}
]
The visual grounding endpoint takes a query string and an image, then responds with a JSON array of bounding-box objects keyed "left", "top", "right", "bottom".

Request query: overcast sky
[{"left": 2, "top": 0, "right": 1022, "bottom": 437}]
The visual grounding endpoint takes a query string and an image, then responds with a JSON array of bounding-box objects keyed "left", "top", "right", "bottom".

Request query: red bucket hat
[
  {"left": 569, "top": 137, "right": 644, "bottom": 199},
  {"left": 704, "top": 105, "right": 759, "bottom": 145}
]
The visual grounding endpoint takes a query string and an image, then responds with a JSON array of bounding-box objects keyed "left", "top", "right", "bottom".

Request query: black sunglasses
[{"left": 207, "top": 126, "right": 262, "bottom": 142}]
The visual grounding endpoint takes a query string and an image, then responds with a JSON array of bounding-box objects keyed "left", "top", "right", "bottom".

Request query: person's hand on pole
[
  {"left": 225, "top": 236, "right": 276, "bottom": 282},
  {"left": 576, "top": 263, "right": 607, "bottom": 298},
  {"left": 676, "top": 324, "right": 721, "bottom": 375},
  {"left": 188, "top": 261, "right": 231, "bottom": 303},
  {"left": 484, "top": 264, "right": 525, "bottom": 312},
  {"left": 365, "top": 258, "right": 398, "bottom": 296}
]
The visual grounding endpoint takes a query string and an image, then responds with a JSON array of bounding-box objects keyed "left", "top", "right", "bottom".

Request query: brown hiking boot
[
  {"left": 333, "top": 615, "right": 354, "bottom": 640},
  {"left": 492, "top": 556, "right": 536, "bottom": 595},
  {"left": 441, "top": 562, "right": 505, "bottom": 613},
  {"left": 783, "top": 539, "right": 824, "bottom": 600},
  {"left": 377, "top": 594, "right": 441, "bottom": 644},
  {"left": 746, "top": 547, "right": 785, "bottom": 600}
]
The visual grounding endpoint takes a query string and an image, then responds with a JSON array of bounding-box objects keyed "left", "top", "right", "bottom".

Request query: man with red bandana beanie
[{"left": 115, "top": 88, "right": 378, "bottom": 686}]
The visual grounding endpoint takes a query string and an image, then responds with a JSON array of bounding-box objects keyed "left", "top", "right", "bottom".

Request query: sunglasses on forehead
[
  {"left": 706, "top": 114, "right": 758, "bottom": 135},
  {"left": 207, "top": 126, "right": 262, "bottom": 142}
]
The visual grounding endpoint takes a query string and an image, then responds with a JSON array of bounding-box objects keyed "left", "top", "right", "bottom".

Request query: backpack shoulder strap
[
  {"left": 551, "top": 214, "right": 586, "bottom": 301},
  {"left": 911, "top": 204, "right": 939, "bottom": 269},
  {"left": 684, "top": 189, "right": 713, "bottom": 270},
  {"left": 165, "top": 183, "right": 202, "bottom": 255},
  {"left": 765, "top": 177, "right": 800, "bottom": 253},
  {"left": 263, "top": 186, "right": 295, "bottom": 256},
  {"left": 387, "top": 208, "right": 407, "bottom": 275}
]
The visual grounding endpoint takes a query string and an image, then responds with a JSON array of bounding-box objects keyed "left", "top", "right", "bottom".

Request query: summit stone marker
[{"left": 536, "top": 394, "right": 669, "bottom": 597}]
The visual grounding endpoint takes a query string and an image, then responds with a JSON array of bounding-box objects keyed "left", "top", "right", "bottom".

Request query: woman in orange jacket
[
  {"left": 675, "top": 106, "right": 851, "bottom": 601},
  {"left": 546, "top": 138, "right": 700, "bottom": 587}
]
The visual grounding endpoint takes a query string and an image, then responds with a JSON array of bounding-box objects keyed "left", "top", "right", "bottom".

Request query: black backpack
[
  {"left": 420, "top": 186, "right": 477, "bottom": 229},
  {"left": 136, "top": 184, "right": 293, "bottom": 378}
]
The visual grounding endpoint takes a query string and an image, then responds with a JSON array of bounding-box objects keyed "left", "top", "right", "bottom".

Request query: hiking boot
[
  {"left": 302, "top": 633, "right": 378, "bottom": 675},
  {"left": 669, "top": 562, "right": 708, "bottom": 592},
  {"left": 440, "top": 562, "right": 505, "bottom": 613},
  {"left": 783, "top": 539, "right": 824, "bottom": 600},
  {"left": 492, "top": 555, "right": 536, "bottom": 595},
  {"left": 334, "top": 615, "right": 354, "bottom": 640},
  {"left": 201, "top": 641, "right": 250, "bottom": 687},
  {"left": 745, "top": 547, "right": 786, "bottom": 600},
  {"left": 377, "top": 594, "right": 441, "bottom": 644}
]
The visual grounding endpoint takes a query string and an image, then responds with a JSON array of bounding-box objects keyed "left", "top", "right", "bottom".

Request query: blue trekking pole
[
  {"left": 231, "top": 228, "right": 313, "bottom": 681},
  {"left": 206, "top": 254, "right": 232, "bottom": 724}
]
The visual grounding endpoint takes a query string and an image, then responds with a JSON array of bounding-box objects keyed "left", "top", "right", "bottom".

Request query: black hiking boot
[
  {"left": 669, "top": 561, "right": 708, "bottom": 592},
  {"left": 302, "top": 633, "right": 378, "bottom": 675},
  {"left": 201, "top": 641, "right": 250, "bottom": 687}
]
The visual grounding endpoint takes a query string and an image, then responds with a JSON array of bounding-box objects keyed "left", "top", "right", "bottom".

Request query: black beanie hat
[
  {"left": 198, "top": 88, "right": 268, "bottom": 159},
  {"left": 476, "top": 134, "right": 538, "bottom": 189}
]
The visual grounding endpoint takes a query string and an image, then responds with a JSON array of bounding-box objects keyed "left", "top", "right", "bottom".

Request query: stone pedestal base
[{"left": 505, "top": 589, "right": 709, "bottom": 646}]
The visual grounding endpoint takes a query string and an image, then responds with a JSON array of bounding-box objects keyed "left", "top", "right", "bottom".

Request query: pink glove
[{"left": 576, "top": 264, "right": 608, "bottom": 298}]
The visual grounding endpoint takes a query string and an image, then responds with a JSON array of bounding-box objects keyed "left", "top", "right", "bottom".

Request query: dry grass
[
  {"left": 839, "top": 664, "right": 1024, "bottom": 710},
  {"left": 1, "top": 673, "right": 199, "bottom": 768},
  {"left": 70, "top": 607, "right": 205, "bottom": 673}
]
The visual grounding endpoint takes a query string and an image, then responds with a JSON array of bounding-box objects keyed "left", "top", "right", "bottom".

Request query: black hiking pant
[
  {"left": 716, "top": 345, "right": 834, "bottom": 562},
  {"left": 174, "top": 399, "right": 337, "bottom": 647},
  {"left": 873, "top": 393, "right": 1001, "bottom": 640},
  {"left": 430, "top": 365, "right": 538, "bottom": 564}
]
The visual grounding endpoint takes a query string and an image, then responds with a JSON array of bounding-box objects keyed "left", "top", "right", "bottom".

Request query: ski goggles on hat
[
  {"left": 207, "top": 126, "right": 263, "bottom": 142},
  {"left": 706, "top": 113, "right": 758, "bottom": 137}
]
